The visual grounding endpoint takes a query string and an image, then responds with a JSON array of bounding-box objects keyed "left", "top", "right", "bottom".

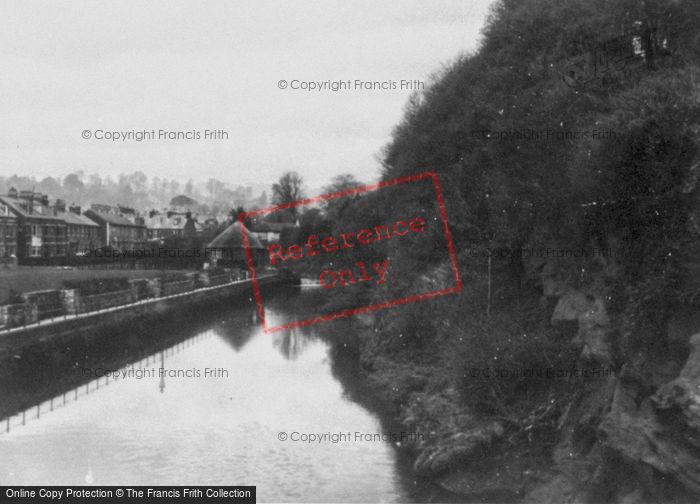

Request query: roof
[
  {"left": 146, "top": 214, "right": 188, "bottom": 230},
  {"left": 208, "top": 221, "right": 263, "bottom": 249},
  {"left": 60, "top": 212, "right": 99, "bottom": 227},
  {"left": 145, "top": 212, "right": 205, "bottom": 233},
  {"left": 85, "top": 209, "right": 145, "bottom": 227},
  {"left": 0, "top": 201, "right": 17, "bottom": 220},
  {"left": 0, "top": 196, "right": 67, "bottom": 222}
]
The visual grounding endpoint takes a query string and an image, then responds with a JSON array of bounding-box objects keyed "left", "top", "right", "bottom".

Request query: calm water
[{"left": 0, "top": 289, "right": 450, "bottom": 503}]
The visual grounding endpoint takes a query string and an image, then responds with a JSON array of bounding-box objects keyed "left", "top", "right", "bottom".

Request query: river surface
[{"left": 0, "top": 289, "right": 453, "bottom": 503}]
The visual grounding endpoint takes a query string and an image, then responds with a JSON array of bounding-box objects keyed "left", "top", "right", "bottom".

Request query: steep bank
[
  {"left": 326, "top": 240, "right": 700, "bottom": 503},
  {"left": 312, "top": 0, "right": 700, "bottom": 501},
  {"left": 286, "top": 0, "right": 700, "bottom": 499}
]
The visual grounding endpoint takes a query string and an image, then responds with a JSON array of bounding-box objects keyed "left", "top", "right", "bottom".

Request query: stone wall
[
  {"left": 128, "top": 278, "right": 151, "bottom": 301},
  {"left": 22, "top": 290, "right": 64, "bottom": 321},
  {"left": 0, "top": 270, "right": 248, "bottom": 329},
  {"left": 161, "top": 278, "right": 195, "bottom": 297},
  {"left": 197, "top": 271, "right": 232, "bottom": 287},
  {"left": 146, "top": 278, "right": 162, "bottom": 298},
  {"left": 80, "top": 289, "right": 135, "bottom": 312},
  {"left": 61, "top": 289, "right": 80, "bottom": 315},
  {"left": 0, "top": 275, "right": 278, "bottom": 353},
  {"left": 0, "top": 303, "right": 37, "bottom": 328}
]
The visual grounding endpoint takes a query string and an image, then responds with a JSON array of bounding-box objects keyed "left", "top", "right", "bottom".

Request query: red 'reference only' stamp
[{"left": 239, "top": 171, "right": 461, "bottom": 333}]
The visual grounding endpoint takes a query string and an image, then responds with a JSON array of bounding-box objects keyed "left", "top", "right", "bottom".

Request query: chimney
[
  {"left": 55, "top": 199, "right": 66, "bottom": 212},
  {"left": 8, "top": 187, "right": 17, "bottom": 198},
  {"left": 69, "top": 205, "right": 81, "bottom": 215},
  {"left": 19, "top": 190, "right": 34, "bottom": 215},
  {"left": 40, "top": 194, "right": 49, "bottom": 207}
]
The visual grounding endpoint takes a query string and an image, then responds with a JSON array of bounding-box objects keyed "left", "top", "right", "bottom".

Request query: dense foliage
[{"left": 322, "top": 0, "right": 700, "bottom": 424}]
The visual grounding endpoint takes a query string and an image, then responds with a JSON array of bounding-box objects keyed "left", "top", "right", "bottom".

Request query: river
[{"left": 0, "top": 288, "right": 456, "bottom": 503}]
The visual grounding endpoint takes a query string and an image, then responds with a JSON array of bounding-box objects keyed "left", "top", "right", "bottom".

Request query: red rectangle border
[{"left": 239, "top": 171, "right": 462, "bottom": 333}]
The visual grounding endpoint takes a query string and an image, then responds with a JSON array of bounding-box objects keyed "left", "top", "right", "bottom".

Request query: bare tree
[{"left": 272, "top": 171, "right": 305, "bottom": 221}]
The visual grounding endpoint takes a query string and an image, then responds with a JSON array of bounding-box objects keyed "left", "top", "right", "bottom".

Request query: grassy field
[{"left": 0, "top": 266, "right": 189, "bottom": 302}]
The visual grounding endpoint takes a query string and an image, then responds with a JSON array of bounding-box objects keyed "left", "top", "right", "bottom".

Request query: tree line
[{"left": 0, "top": 172, "right": 267, "bottom": 216}]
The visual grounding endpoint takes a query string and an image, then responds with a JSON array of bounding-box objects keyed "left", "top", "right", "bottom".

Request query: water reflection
[
  {"left": 272, "top": 327, "right": 311, "bottom": 360},
  {"left": 158, "top": 351, "right": 165, "bottom": 394},
  {"left": 0, "top": 289, "right": 457, "bottom": 503},
  {"left": 212, "top": 315, "right": 258, "bottom": 352}
]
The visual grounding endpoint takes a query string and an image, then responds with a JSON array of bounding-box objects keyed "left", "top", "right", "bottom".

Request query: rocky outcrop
[
  {"left": 599, "top": 333, "right": 700, "bottom": 495},
  {"left": 413, "top": 422, "right": 505, "bottom": 476},
  {"left": 439, "top": 451, "right": 535, "bottom": 500},
  {"left": 550, "top": 289, "right": 613, "bottom": 364},
  {"left": 530, "top": 238, "right": 619, "bottom": 366},
  {"left": 653, "top": 333, "right": 700, "bottom": 430},
  {"left": 349, "top": 239, "right": 700, "bottom": 502}
]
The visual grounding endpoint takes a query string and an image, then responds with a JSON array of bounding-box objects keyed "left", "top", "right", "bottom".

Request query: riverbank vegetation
[{"left": 316, "top": 0, "right": 700, "bottom": 501}]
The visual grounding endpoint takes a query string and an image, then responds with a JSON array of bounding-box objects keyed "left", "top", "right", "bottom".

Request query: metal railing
[
  {"left": 0, "top": 272, "right": 269, "bottom": 334},
  {"left": 0, "top": 330, "right": 216, "bottom": 435}
]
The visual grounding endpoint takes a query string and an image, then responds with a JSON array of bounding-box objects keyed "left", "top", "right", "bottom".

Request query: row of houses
[
  {"left": 0, "top": 188, "right": 206, "bottom": 264},
  {"left": 0, "top": 187, "right": 299, "bottom": 267}
]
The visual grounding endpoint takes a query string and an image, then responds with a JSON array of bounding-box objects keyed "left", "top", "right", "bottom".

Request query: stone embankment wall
[
  {"left": 0, "top": 274, "right": 276, "bottom": 363},
  {"left": 0, "top": 270, "right": 244, "bottom": 330}
]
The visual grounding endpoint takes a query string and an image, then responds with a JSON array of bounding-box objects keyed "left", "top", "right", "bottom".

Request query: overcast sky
[{"left": 0, "top": 0, "right": 494, "bottom": 190}]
